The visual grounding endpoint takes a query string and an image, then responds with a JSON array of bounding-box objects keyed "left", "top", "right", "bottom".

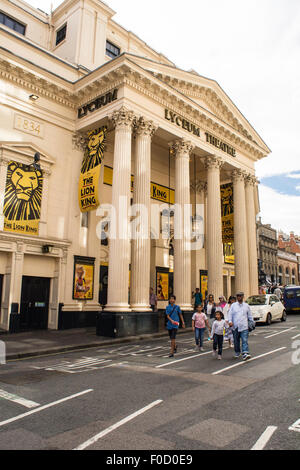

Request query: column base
[
  {"left": 130, "top": 305, "right": 152, "bottom": 313},
  {"left": 180, "top": 304, "right": 193, "bottom": 312},
  {"left": 96, "top": 311, "right": 159, "bottom": 338},
  {"left": 104, "top": 305, "right": 132, "bottom": 313},
  {"left": 181, "top": 310, "right": 194, "bottom": 328}
]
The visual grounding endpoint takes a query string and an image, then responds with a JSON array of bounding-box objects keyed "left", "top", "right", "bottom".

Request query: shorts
[{"left": 168, "top": 329, "right": 178, "bottom": 340}]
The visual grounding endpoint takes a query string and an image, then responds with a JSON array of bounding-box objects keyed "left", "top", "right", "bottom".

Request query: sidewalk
[{"left": 0, "top": 327, "right": 192, "bottom": 361}]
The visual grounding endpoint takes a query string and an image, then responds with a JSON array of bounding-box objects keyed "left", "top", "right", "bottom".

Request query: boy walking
[{"left": 166, "top": 295, "right": 185, "bottom": 358}]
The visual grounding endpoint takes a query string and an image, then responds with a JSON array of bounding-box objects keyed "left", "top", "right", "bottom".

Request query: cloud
[
  {"left": 259, "top": 184, "right": 300, "bottom": 233},
  {"left": 287, "top": 173, "right": 300, "bottom": 179}
]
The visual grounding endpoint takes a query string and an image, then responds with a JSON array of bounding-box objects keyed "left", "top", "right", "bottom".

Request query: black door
[
  {"left": 0, "top": 275, "right": 3, "bottom": 312},
  {"left": 99, "top": 266, "right": 108, "bottom": 307},
  {"left": 20, "top": 277, "right": 50, "bottom": 330}
]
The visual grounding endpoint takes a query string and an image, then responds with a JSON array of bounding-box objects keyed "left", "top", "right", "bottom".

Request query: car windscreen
[
  {"left": 286, "top": 290, "right": 300, "bottom": 299},
  {"left": 247, "top": 296, "right": 267, "bottom": 306}
]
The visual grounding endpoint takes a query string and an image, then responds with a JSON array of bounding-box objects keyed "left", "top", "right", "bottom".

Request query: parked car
[
  {"left": 283, "top": 286, "right": 300, "bottom": 313},
  {"left": 246, "top": 294, "right": 287, "bottom": 325}
]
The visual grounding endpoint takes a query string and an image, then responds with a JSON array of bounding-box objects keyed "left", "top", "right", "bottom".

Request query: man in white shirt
[{"left": 228, "top": 291, "right": 253, "bottom": 361}]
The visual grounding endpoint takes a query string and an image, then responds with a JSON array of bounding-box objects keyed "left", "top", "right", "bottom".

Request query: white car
[{"left": 246, "top": 294, "right": 287, "bottom": 325}]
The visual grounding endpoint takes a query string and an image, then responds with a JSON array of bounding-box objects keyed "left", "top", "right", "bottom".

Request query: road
[{"left": 0, "top": 315, "right": 299, "bottom": 451}]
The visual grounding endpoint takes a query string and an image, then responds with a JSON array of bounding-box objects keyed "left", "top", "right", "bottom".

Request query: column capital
[
  {"left": 191, "top": 180, "right": 207, "bottom": 194},
  {"left": 111, "top": 106, "right": 136, "bottom": 130},
  {"left": 72, "top": 132, "right": 88, "bottom": 152},
  {"left": 169, "top": 139, "right": 195, "bottom": 158},
  {"left": 134, "top": 117, "right": 158, "bottom": 138},
  {"left": 231, "top": 168, "right": 247, "bottom": 183},
  {"left": 204, "top": 155, "right": 224, "bottom": 170},
  {"left": 245, "top": 173, "right": 259, "bottom": 186}
]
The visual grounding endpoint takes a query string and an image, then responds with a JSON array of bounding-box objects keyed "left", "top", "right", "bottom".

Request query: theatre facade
[{"left": 0, "top": 0, "right": 270, "bottom": 334}]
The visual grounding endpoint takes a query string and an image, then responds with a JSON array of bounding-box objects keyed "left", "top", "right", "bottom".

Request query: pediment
[
  {"left": 0, "top": 141, "right": 55, "bottom": 174},
  {"left": 126, "top": 55, "right": 270, "bottom": 154}
]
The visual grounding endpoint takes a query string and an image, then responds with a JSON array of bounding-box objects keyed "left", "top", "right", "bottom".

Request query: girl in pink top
[{"left": 192, "top": 304, "right": 211, "bottom": 351}]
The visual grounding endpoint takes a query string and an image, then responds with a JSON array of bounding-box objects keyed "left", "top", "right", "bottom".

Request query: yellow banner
[
  {"left": 221, "top": 183, "right": 234, "bottom": 243},
  {"left": 224, "top": 242, "right": 235, "bottom": 265},
  {"left": 79, "top": 127, "right": 107, "bottom": 213},
  {"left": 3, "top": 161, "right": 43, "bottom": 236},
  {"left": 103, "top": 166, "right": 175, "bottom": 204}
]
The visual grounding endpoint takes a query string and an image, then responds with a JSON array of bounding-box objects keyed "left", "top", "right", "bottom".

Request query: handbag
[{"left": 248, "top": 319, "right": 256, "bottom": 332}]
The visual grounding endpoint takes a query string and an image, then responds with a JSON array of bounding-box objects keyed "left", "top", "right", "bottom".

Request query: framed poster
[
  {"left": 156, "top": 268, "right": 170, "bottom": 301},
  {"left": 200, "top": 270, "right": 208, "bottom": 302},
  {"left": 73, "top": 256, "right": 95, "bottom": 300}
]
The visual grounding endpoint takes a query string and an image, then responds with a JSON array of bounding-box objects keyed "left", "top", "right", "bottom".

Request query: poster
[
  {"left": 3, "top": 160, "right": 43, "bottom": 236},
  {"left": 221, "top": 183, "right": 234, "bottom": 243},
  {"left": 156, "top": 271, "right": 169, "bottom": 301},
  {"left": 73, "top": 257, "right": 95, "bottom": 300},
  {"left": 200, "top": 270, "right": 208, "bottom": 302},
  {"left": 78, "top": 127, "right": 107, "bottom": 212},
  {"left": 224, "top": 242, "right": 235, "bottom": 265}
]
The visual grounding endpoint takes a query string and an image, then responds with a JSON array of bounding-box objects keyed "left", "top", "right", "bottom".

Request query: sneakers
[
  {"left": 218, "top": 355, "right": 222, "bottom": 360},
  {"left": 242, "top": 353, "right": 251, "bottom": 361},
  {"left": 169, "top": 354, "right": 174, "bottom": 358},
  {"left": 234, "top": 353, "right": 241, "bottom": 359},
  {"left": 212, "top": 351, "right": 216, "bottom": 358},
  {"left": 200, "top": 347, "right": 204, "bottom": 352}
]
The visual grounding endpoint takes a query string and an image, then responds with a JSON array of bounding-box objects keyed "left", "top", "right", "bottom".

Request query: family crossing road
[{"left": 0, "top": 315, "right": 299, "bottom": 450}]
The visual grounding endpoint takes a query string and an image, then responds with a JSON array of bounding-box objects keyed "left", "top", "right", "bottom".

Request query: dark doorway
[
  {"left": 0, "top": 274, "right": 3, "bottom": 312},
  {"left": 99, "top": 266, "right": 108, "bottom": 307},
  {"left": 20, "top": 276, "right": 50, "bottom": 330}
]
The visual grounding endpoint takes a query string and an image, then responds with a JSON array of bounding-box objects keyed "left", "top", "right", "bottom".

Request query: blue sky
[{"left": 24, "top": 0, "right": 300, "bottom": 233}]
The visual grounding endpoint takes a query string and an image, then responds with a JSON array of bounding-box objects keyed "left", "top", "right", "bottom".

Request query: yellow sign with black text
[
  {"left": 221, "top": 183, "right": 234, "bottom": 243},
  {"left": 3, "top": 161, "right": 43, "bottom": 236},
  {"left": 79, "top": 127, "right": 107, "bottom": 212}
]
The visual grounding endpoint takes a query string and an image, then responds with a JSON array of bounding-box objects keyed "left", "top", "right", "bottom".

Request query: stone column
[
  {"left": 245, "top": 175, "right": 259, "bottom": 295},
  {"left": 0, "top": 159, "right": 8, "bottom": 231},
  {"left": 232, "top": 169, "right": 250, "bottom": 297},
  {"left": 171, "top": 140, "right": 194, "bottom": 311},
  {"left": 131, "top": 118, "right": 157, "bottom": 312},
  {"left": 105, "top": 107, "right": 135, "bottom": 312},
  {"left": 205, "top": 156, "right": 224, "bottom": 299}
]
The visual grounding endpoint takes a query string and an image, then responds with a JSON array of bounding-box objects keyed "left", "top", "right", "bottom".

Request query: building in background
[
  {"left": 257, "top": 218, "right": 278, "bottom": 285},
  {"left": 278, "top": 232, "right": 300, "bottom": 286},
  {"left": 0, "top": 0, "right": 270, "bottom": 334}
]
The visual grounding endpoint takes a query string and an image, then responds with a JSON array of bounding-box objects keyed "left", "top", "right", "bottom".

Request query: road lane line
[
  {"left": 292, "top": 334, "right": 300, "bottom": 340},
  {"left": 265, "top": 327, "right": 297, "bottom": 339},
  {"left": 74, "top": 399, "right": 163, "bottom": 450},
  {"left": 289, "top": 419, "right": 300, "bottom": 433},
  {"left": 212, "top": 347, "right": 287, "bottom": 376},
  {"left": 0, "top": 389, "right": 93, "bottom": 427},
  {"left": 251, "top": 426, "right": 278, "bottom": 450},
  {"left": 156, "top": 348, "right": 230, "bottom": 369},
  {"left": 0, "top": 389, "right": 40, "bottom": 409}
]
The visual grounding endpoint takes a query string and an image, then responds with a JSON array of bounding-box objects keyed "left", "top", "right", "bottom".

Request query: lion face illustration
[
  {"left": 4, "top": 162, "right": 43, "bottom": 221},
  {"left": 81, "top": 127, "right": 106, "bottom": 174}
]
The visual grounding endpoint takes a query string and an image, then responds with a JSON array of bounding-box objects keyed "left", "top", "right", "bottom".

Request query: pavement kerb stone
[{"left": 5, "top": 328, "right": 193, "bottom": 361}]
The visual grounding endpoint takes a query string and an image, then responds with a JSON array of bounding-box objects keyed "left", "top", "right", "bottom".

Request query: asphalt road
[{"left": 0, "top": 315, "right": 299, "bottom": 451}]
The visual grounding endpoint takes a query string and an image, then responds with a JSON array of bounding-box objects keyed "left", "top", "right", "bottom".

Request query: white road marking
[
  {"left": 265, "top": 327, "right": 297, "bottom": 339},
  {"left": 0, "top": 389, "right": 40, "bottom": 409},
  {"left": 212, "top": 347, "right": 287, "bottom": 375},
  {"left": 156, "top": 348, "right": 230, "bottom": 369},
  {"left": 289, "top": 419, "right": 300, "bottom": 433},
  {"left": 0, "top": 389, "right": 93, "bottom": 427},
  {"left": 292, "top": 334, "right": 300, "bottom": 340},
  {"left": 74, "top": 399, "right": 163, "bottom": 451},
  {"left": 251, "top": 426, "right": 278, "bottom": 450}
]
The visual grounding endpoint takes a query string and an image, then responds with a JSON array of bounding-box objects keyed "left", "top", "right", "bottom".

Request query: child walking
[
  {"left": 211, "top": 308, "right": 227, "bottom": 360},
  {"left": 192, "top": 304, "right": 211, "bottom": 352}
]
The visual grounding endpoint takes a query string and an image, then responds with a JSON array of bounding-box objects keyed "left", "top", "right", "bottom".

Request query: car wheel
[
  {"left": 281, "top": 310, "right": 287, "bottom": 322},
  {"left": 266, "top": 313, "right": 272, "bottom": 326}
]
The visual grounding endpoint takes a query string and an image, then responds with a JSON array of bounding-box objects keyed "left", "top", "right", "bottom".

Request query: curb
[{"left": 5, "top": 328, "right": 193, "bottom": 361}]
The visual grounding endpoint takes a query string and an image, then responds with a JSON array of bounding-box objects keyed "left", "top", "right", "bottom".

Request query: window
[
  {"left": 106, "top": 40, "right": 120, "bottom": 59},
  {"left": 0, "top": 12, "right": 25, "bottom": 35},
  {"left": 56, "top": 24, "right": 67, "bottom": 46}
]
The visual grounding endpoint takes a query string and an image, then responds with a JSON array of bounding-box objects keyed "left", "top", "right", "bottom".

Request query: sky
[{"left": 25, "top": 0, "right": 300, "bottom": 234}]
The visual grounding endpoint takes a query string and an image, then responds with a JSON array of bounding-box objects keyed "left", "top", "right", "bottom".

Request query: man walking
[
  {"left": 166, "top": 295, "right": 185, "bottom": 358},
  {"left": 228, "top": 292, "right": 254, "bottom": 361}
]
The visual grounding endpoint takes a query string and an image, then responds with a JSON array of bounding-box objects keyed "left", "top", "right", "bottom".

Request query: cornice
[
  {"left": 0, "top": 56, "right": 266, "bottom": 160},
  {"left": 0, "top": 58, "right": 77, "bottom": 109}
]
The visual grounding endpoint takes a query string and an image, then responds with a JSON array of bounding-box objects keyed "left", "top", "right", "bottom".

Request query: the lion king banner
[
  {"left": 3, "top": 161, "right": 43, "bottom": 236},
  {"left": 221, "top": 183, "right": 234, "bottom": 243},
  {"left": 78, "top": 126, "right": 107, "bottom": 213}
]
